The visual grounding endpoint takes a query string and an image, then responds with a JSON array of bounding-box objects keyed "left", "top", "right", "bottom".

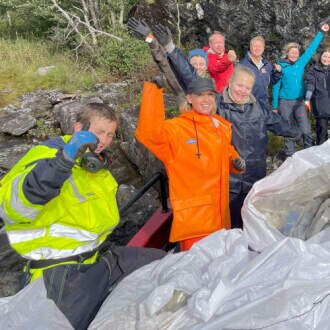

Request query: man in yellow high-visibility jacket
[{"left": 0, "top": 103, "right": 165, "bottom": 329}]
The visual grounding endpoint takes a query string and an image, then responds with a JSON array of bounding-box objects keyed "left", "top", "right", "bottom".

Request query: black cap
[{"left": 187, "top": 77, "right": 217, "bottom": 94}]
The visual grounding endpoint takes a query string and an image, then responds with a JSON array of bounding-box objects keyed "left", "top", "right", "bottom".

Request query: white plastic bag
[{"left": 243, "top": 140, "right": 330, "bottom": 252}]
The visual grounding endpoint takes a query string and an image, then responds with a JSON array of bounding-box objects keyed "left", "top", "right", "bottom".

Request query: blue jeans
[{"left": 279, "top": 99, "right": 313, "bottom": 156}]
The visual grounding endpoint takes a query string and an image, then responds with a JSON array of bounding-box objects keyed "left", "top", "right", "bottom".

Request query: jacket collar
[{"left": 180, "top": 110, "right": 223, "bottom": 123}]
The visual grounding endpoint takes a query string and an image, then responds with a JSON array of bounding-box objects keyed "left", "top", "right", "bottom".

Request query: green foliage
[
  {"left": 267, "top": 132, "right": 284, "bottom": 156},
  {"left": 0, "top": 38, "right": 97, "bottom": 107},
  {"left": 100, "top": 32, "right": 152, "bottom": 78}
]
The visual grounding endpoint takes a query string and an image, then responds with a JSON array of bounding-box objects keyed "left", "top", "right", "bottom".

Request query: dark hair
[{"left": 76, "top": 103, "right": 118, "bottom": 128}]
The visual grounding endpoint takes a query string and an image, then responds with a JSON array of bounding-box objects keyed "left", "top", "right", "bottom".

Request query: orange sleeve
[{"left": 135, "top": 82, "right": 172, "bottom": 163}]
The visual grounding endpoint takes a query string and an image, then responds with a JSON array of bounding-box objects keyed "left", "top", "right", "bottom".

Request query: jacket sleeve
[
  {"left": 299, "top": 31, "right": 324, "bottom": 67},
  {"left": 305, "top": 67, "right": 316, "bottom": 96},
  {"left": 22, "top": 151, "right": 74, "bottom": 205},
  {"left": 167, "top": 47, "right": 197, "bottom": 92},
  {"left": 135, "top": 82, "right": 174, "bottom": 164},
  {"left": 271, "top": 77, "right": 281, "bottom": 109},
  {"left": 270, "top": 68, "right": 282, "bottom": 85},
  {"left": 266, "top": 109, "right": 293, "bottom": 136}
]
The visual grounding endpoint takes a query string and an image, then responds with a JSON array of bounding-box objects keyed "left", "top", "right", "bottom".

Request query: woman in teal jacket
[{"left": 272, "top": 23, "right": 329, "bottom": 157}]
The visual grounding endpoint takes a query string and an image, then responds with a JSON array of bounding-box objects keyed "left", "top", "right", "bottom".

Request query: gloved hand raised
[
  {"left": 232, "top": 157, "right": 246, "bottom": 172},
  {"left": 153, "top": 24, "right": 175, "bottom": 53},
  {"left": 63, "top": 131, "right": 98, "bottom": 162},
  {"left": 127, "top": 18, "right": 152, "bottom": 40}
]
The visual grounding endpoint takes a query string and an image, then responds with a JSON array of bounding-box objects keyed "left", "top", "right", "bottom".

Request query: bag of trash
[{"left": 243, "top": 140, "right": 330, "bottom": 252}]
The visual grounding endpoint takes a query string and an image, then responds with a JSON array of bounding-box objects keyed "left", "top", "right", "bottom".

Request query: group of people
[
  {"left": 0, "top": 17, "right": 328, "bottom": 330},
  {"left": 128, "top": 18, "right": 329, "bottom": 244}
]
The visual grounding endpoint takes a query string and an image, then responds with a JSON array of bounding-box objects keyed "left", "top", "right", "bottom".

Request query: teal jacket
[{"left": 272, "top": 31, "right": 324, "bottom": 109}]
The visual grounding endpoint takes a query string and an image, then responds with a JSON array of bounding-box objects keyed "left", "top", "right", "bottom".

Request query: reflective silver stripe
[
  {"left": 49, "top": 224, "right": 99, "bottom": 241},
  {"left": 22, "top": 242, "right": 99, "bottom": 260},
  {"left": 7, "top": 228, "right": 46, "bottom": 244},
  {"left": 0, "top": 201, "right": 15, "bottom": 225},
  {"left": 11, "top": 176, "right": 40, "bottom": 220},
  {"left": 68, "top": 176, "right": 86, "bottom": 202}
]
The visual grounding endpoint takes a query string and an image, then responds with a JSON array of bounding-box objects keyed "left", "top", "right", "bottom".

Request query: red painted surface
[{"left": 127, "top": 208, "right": 172, "bottom": 249}]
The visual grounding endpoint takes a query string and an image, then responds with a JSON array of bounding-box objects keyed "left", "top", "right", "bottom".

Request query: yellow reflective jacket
[{"left": 0, "top": 136, "right": 119, "bottom": 279}]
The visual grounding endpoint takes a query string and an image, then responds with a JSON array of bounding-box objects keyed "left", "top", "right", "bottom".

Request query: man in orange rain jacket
[{"left": 136, "top": 77, "right": 245, "bottom": 251}]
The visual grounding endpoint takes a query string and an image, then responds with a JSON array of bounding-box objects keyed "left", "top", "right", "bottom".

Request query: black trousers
[
  {"left": 230, "top": 191, "right": 248, "bottom": 229},
  {"left": 43, "top": 246, "right": 166, "bottom": 330},
  {"left": 315, "top": 117, "right": 329, "bottom": 145}
]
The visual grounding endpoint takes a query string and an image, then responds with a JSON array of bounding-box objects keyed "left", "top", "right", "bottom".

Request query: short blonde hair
[
  {"left": 250, "top": 35, "right": 265, "bottom": 47},
  {"left": 282, "top": 42, "right": 300, "bottom": 58},
  {"left": 230, "top": 65, "right": 256, "bottom": 85}
]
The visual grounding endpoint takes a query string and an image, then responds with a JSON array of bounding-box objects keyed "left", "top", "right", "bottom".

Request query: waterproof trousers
[
  {"left": 315, "top": 117, "right": 329, "bottom": 145},
  {"left": 279, "top": 99, "right": 313, "bottom": 157},
  {"left": 42, "top": 246, "right": 166, "bottom": 329},
  {"left": 229, "top": 191, "right": 248, "bottom": 229}
]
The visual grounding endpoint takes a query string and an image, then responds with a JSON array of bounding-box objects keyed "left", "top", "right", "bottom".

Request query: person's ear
[
  {"left": 73, "top": 122, "right": 83, "bottom": 132},
  {"left": 186, "top": 94, "right": 192, "bottom": 104}
]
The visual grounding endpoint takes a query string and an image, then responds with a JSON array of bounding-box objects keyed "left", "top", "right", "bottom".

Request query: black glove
[
  {"left": 127, "top": 17, "right": 152, "bottom": 40},
  {"left": 232, "top": 157, "right": 246, "bottom": 172},
  {"left": 153, "top": 24, "right": 175, "bottom": 52},
  {"left": 151, "top": 74, "right": 166, "bottom": 89}
]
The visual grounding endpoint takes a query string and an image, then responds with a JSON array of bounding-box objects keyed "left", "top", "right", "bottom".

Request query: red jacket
[
  {"left": 203, "top": 46, "right": 234, "bottom": 93},
  {"left": 136, "top": 82, "right": 240, "bottom": 242}
]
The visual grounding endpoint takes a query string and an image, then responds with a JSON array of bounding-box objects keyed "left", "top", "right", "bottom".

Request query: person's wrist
[
  {"left": 164, "top": 40, "right": 175, "bottom": 53},
  {"left": 145, "top": 33, "right": 154, "bottom": 43}
]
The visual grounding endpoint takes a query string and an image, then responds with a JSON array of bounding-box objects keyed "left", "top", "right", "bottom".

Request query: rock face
[{"left": 132, "top": 0, "right": 330, "bottom": 59}]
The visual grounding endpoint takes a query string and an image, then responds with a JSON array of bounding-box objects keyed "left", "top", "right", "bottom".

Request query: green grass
[{"left": 0, "top": 38, "right": 103, "bottom": 107}]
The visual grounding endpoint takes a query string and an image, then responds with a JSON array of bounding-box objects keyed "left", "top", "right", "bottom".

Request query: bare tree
[{"left": 51, "top": 0, "right": 122, "bottom": 54}]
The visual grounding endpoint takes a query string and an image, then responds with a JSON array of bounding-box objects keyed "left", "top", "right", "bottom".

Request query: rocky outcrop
[{"left": 132, "top": 0, "right": 330, "bottom": 59}]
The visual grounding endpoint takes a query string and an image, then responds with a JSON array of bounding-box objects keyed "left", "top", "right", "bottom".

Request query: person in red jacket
[
  {"left": 135, "top": 77, "right": 245, "bottom": 251},
  {"left": 203, "top": 31, "right": 237, "bottom": 93}
]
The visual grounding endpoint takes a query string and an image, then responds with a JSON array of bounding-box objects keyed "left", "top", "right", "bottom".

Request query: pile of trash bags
[{"left": 1, "top": 140, "right": 330, "bottom": 329}]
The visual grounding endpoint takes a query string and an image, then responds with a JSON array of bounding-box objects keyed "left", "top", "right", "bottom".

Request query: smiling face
[
  {"left": 320, "top": 51, "right": 330, "bottom": 66},
  {"left": 287, "top": 47, "right": 300, "bottom": 63},
  {"left": 189, "top": 55, "right": 208, "bottom": 76},
  {"left": 229, "top": 72, "right": 255, "bottom": 104},
  {"left": 186, "top": 90, "right": 216, "bottom": 115},
  {"left": 209, "top": 33, "right": 225, "bottom": 56},
  {"left": 250, "top": 39, "right": 265, "bottom": 59},
  {"left": 74, "top": 116, "right": 117, "bottom": 154}
]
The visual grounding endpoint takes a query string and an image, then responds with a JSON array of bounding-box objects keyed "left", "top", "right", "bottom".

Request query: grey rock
[
  {"left": 0, "top": 113, "right": 36, "bottom": 136},
  {"left": 36, "top": 66, "right": 55, "bottom": 76},
  {"left": 0, "top": 136, "right": 35, "bottom": 169}
]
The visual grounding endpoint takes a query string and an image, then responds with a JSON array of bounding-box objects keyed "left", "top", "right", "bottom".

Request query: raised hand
[
  {"left": 227, "top": 49, "right": 237, "bottom": 63},
  {"left": 127, "top": 17, "right": 152, "bottom": 40},
  {"left": 63, "top": 131, "right": 98, "bottom": 162},
  {"left": 320, "top": 23, "right": 329, "bottom": 32},
  {"left": 153, "top": 24, "right": 173, "bottom": 49}
]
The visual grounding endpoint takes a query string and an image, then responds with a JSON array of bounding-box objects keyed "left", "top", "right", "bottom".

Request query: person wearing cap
[
  {"left": 187, "top": 48, "right": 209, "bottom": 77},
  {"left": 136, "top": 77, "right": 245, "bottom": 251}
]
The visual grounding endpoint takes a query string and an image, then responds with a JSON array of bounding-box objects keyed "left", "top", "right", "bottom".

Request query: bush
[{"left": 101, "top": 33, "right": 152, "bottom": 78}]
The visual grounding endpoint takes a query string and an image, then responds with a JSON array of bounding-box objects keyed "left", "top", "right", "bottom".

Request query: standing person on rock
[
  {"left": 272, "top": 22, "right": 329, "bottom": 158},
  {"left": 0, "top": 103, "right": 165, "bottom": 329},
  {"left": 136, "top": 76, "right": 245, "bottom": 251},
  {"left": 305, "top": 47, "right": 330, "bottom": 145},
  {"left": 240, "top": 35, "right": 282, "bottom": 112}
]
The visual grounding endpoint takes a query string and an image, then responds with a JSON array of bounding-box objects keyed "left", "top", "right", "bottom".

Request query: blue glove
[{"left": 63, "top": 131, "right": 98, "bottom": 161}]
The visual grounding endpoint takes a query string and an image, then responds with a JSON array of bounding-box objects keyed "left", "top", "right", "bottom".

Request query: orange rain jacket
[{"left": 136, "top": 82, "right": 240, "bottom": 242}]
